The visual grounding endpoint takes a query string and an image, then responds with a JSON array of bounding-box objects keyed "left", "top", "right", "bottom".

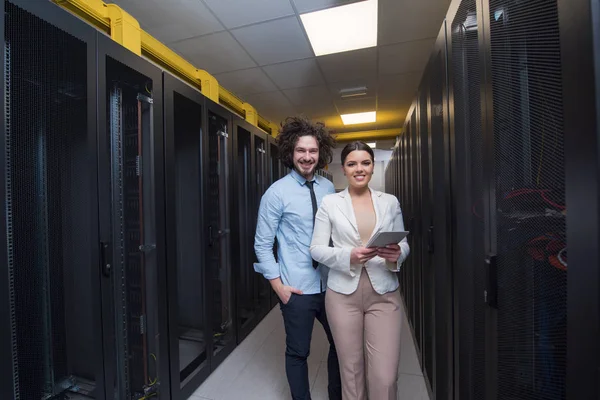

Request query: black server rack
[
  {"left": 163, "top": 72, "right": 211, "bottom": 399},
  {"left": 97, "top": 33, "right": 170, "bottom": 400},
  {"left": 445, "top": 1, "right": 489, "bottom": 399},
  {"left": 233, "top": 117, "right": 272, "bottom": 343},
  {"left": 418, "top": 80, "right": 435, "bottom": 391},
  {"left": 267, "top": 134, "right": 281, "bottom": 309},
  {"left": 0, "top": 0, "right": 290, "bottom": 399},
  {"left": 252, "top": 129, "right": 273, "bottom": 317},
  {"left": 483, "top": 0, "right": 568, "bottom": 398},
  {"left": 0, "top": 1, "right": 104, "bottom": 399},
  {"left": 232, "top": 118, "right": 258, "bottom": 343},
  {"left": 385, "top": 0, "right": 600, "bottom": 398},
  {"left": 559, "top": 0, "right": 600, "bottom": 398},
  {"left": 203, "top": 99, "right": 236, "bottom": 369}
]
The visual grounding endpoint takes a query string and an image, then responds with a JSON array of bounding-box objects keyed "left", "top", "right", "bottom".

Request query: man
[{"left": 254, "top": 116, "right": 341, "bottom": 400}]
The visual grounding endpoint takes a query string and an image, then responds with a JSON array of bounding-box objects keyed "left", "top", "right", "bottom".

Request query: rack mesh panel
[
  {"left": 108, "top": 58, "right": 157, "bottom": 399},
  {"left": 207, "top": 111, "right": 233, "bottom": 354},
  {"left": 419, "top": 89, "right": 434, "bottom": 383},
  {"left": 489, "top": 0, "right": 567, "bottom": 398},
  {"left": 5, "top": 2, "right": 96, "bottom": 398},
  {"left": 236, "top": 128, "right": 255, "bottom": 328},
  {"left": 451, "top": 1, "right": 486, "bottom": 398},
  {"left": 403, "top": 123, "right": 414, "bottom": 324},
  {"left": 429, "top": 49, "right": 446, "bottom": 393},
  {"left": 173, "top": 93, "right": 206, "bottom": 381},
  {"left": 254, "top": 137, "right": 270, "bottom": 308},
  {"left": 410, "top": 110, "right": 422, "bottom": 354}
]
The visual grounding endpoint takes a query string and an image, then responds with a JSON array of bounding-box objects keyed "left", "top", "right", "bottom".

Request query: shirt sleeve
[
  {"left": 310, "top": 197, "right": 356, "bottom": 277},
  {"left": 385, "top": 198, "right": 411, "bottom": 272},
  {"left": 253, "top": 188, "right": 282, "bottom": 280}
]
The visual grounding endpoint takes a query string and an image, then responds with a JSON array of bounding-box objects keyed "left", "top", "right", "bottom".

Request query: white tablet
[{"left": 365, "top": 231, "right": 409, "bottom": 248}]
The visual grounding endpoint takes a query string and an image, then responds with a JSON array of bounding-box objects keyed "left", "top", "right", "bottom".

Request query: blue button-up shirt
[{"left": 254, "top": 169, "right": 335, "bottom": 294}]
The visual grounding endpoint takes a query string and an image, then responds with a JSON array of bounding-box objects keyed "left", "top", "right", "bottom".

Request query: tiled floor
[{"left": 189, "top": 301, "right": 430, "bottom": 400}]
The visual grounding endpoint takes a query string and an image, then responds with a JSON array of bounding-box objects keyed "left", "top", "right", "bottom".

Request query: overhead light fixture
[
  {"left": 300, "top": 0, "right": 378, "bottom": 57},
  {"left": 341, "top": 111, "right": 376, "bottom": 125},
  {"left": 339, "top": 86, "right": 368, "bottom": 98},
  {"left": 366, "top": 142, "right": 377, "bottom": 148}
]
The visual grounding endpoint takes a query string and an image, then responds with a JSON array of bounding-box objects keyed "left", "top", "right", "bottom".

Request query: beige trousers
[{"left": 325, "top": 268, "right": 402, "bottom": 400}]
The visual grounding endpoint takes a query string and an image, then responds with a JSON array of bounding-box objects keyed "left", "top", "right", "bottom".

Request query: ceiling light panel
[
  {"left": 341, "top": 111, "right": 376, "bottom": 125},
  {"left": 300, "top": 0, "right": 378, "bottom": 57}
]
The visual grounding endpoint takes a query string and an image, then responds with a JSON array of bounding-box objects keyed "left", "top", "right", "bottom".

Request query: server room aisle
[{"left": 189, "top": 300, "right": 429, "bottom": 400}]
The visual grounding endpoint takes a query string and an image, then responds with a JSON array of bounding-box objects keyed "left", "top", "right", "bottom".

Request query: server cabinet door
[
  {"left": 233, "top": 121, "right": 261, "bottom": 342},
  {"left": 203, "top": 103, "right": 236, "bottom": 368},
  {"left": 410, "top": 109, "right": 424, "bottom": 359},
  {"left": 97, "top": 35, "right": 169, "bottom": 400},
  {"left": 559, "top": 0, "right": 600, "bottom": 397},
  {"left": 253, "top": 133, "right": 273, "bottom": 316},
  {"left": 428, "top": 23, "right": 453, "bottom": 400},
  {"left": 163, "top": 73, "right": 210, "bottom": 398},
  {"left": 0, "top": 1, "right": 104, "bottom": 399},
  {"left": 485, "top": 0, "right": 568, "bottom": 398},
  {"left": 269, "top": 140, "right": 280, "bottom": 184},
  {"left": 403, "top": 119, "right": 415, "bottom": 329},
  {"left": 446, "top": 1, "right": 488, "bottom": 399},
  {"left": 267, "top": 135, "right": 281, "bottom": 309},
  {"left": 418, "top": 82, "right": 435, "bottom": 388}
]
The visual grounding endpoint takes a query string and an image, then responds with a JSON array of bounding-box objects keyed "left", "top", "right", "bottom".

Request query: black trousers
[{"left": 280, "top": 292, "right": 342, "bottom": 400}]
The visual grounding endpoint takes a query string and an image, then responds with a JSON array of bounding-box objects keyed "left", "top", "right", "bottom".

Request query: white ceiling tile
[
  {"left": 379, "top": 38, "right": 435, "bottom": 75},
  {"left": 215, "top": 68, "right": 278, "bottom": 96},
  {"left": 170, "top": 31, "right": 257, "bottom": 74},
  {"left": 203, "top": 0, "right": 295, "bottom": 29},
  {"left": 282, "top": 85, "right": 332, "bottom": 105},
  {"left": 335, "top": 96, "right": 377, "bottom": 115},
  {"left": 262, "top": 59, "right": 325, "bottom": 89},
  {"left": 231, "top": 17, "right": 314, "bottom": 65},
  {"left": 317, "top": 47, "right": 377, "bottom": 83},
  {"left": 292, "top": 0, "right": 364, "bottom": 13},
  {"left": 378, "top": 0, "right": 448, "bottom": 45},
  {"left": 283, "top": 86, "right": 338, "bottom": 118},
  {"left": 113, "top": 0, "right": 224, "bottom": 44},
  {"left": 377, "top": 72, "right": 422, "bottom": 107},
  {"left": 243, "top": 91, "right": 297, "bottom": 121},
  {"left": 297, "top": 102, "right": 339, "bottom": 120}
]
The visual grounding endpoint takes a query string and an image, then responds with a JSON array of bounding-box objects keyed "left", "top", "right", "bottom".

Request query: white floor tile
[{"left": 190, "top": 299, "right": 431, "bottom": 400}]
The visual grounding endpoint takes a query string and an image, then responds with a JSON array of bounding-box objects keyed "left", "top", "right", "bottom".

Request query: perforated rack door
[
  {"left": 488, "top": 0, "right": 567, "bottom": 398},
  {"left": 4, "top": 1, "right": 99, "bottom": 399},
  {"left": 450, "top": 1, "right": 487, "bottom": 399},
  {"left": 235, "top": 126, "right": 256, "bottom": 336}
]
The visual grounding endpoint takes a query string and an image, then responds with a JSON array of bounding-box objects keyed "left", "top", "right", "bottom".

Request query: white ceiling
[{"left": 113, "top": 0, "right": 450, "bottom": 134}]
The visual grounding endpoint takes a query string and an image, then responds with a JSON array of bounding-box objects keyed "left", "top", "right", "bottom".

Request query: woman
[{"left": 310, "top": 141, "right": 410, "bottom": 400}]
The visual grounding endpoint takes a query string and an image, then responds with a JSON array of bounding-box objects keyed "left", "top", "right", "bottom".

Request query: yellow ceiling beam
[
  {"left": 53, "top": 0, "right": 278, "bottom": 134},
  {"left": 333, "top": 128, "right": 401, "bottom": 142}
]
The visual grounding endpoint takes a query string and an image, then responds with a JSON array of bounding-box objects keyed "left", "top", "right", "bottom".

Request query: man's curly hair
[{"left": 276, "top": 116, "right": 336, "bottom": 170}]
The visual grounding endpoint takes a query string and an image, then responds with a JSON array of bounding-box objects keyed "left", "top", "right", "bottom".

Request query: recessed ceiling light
[
  {"left": 341, "top": 111, "right": 376, "bottom": 125},
  {"left": 366, "top": 142, "right": 377, "bottom": 148},
  {"left": 300, "top": 0, "right": 378, "bottom": 57}
]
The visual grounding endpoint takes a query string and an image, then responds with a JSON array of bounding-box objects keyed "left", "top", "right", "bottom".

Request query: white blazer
[{"left": 310, "top": 187, "right": 410, "bottom": 295}]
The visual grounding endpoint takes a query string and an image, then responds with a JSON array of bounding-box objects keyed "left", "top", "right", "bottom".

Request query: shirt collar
[{"left": 290, "top": 168, "right": 320, "bottom": 186}]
